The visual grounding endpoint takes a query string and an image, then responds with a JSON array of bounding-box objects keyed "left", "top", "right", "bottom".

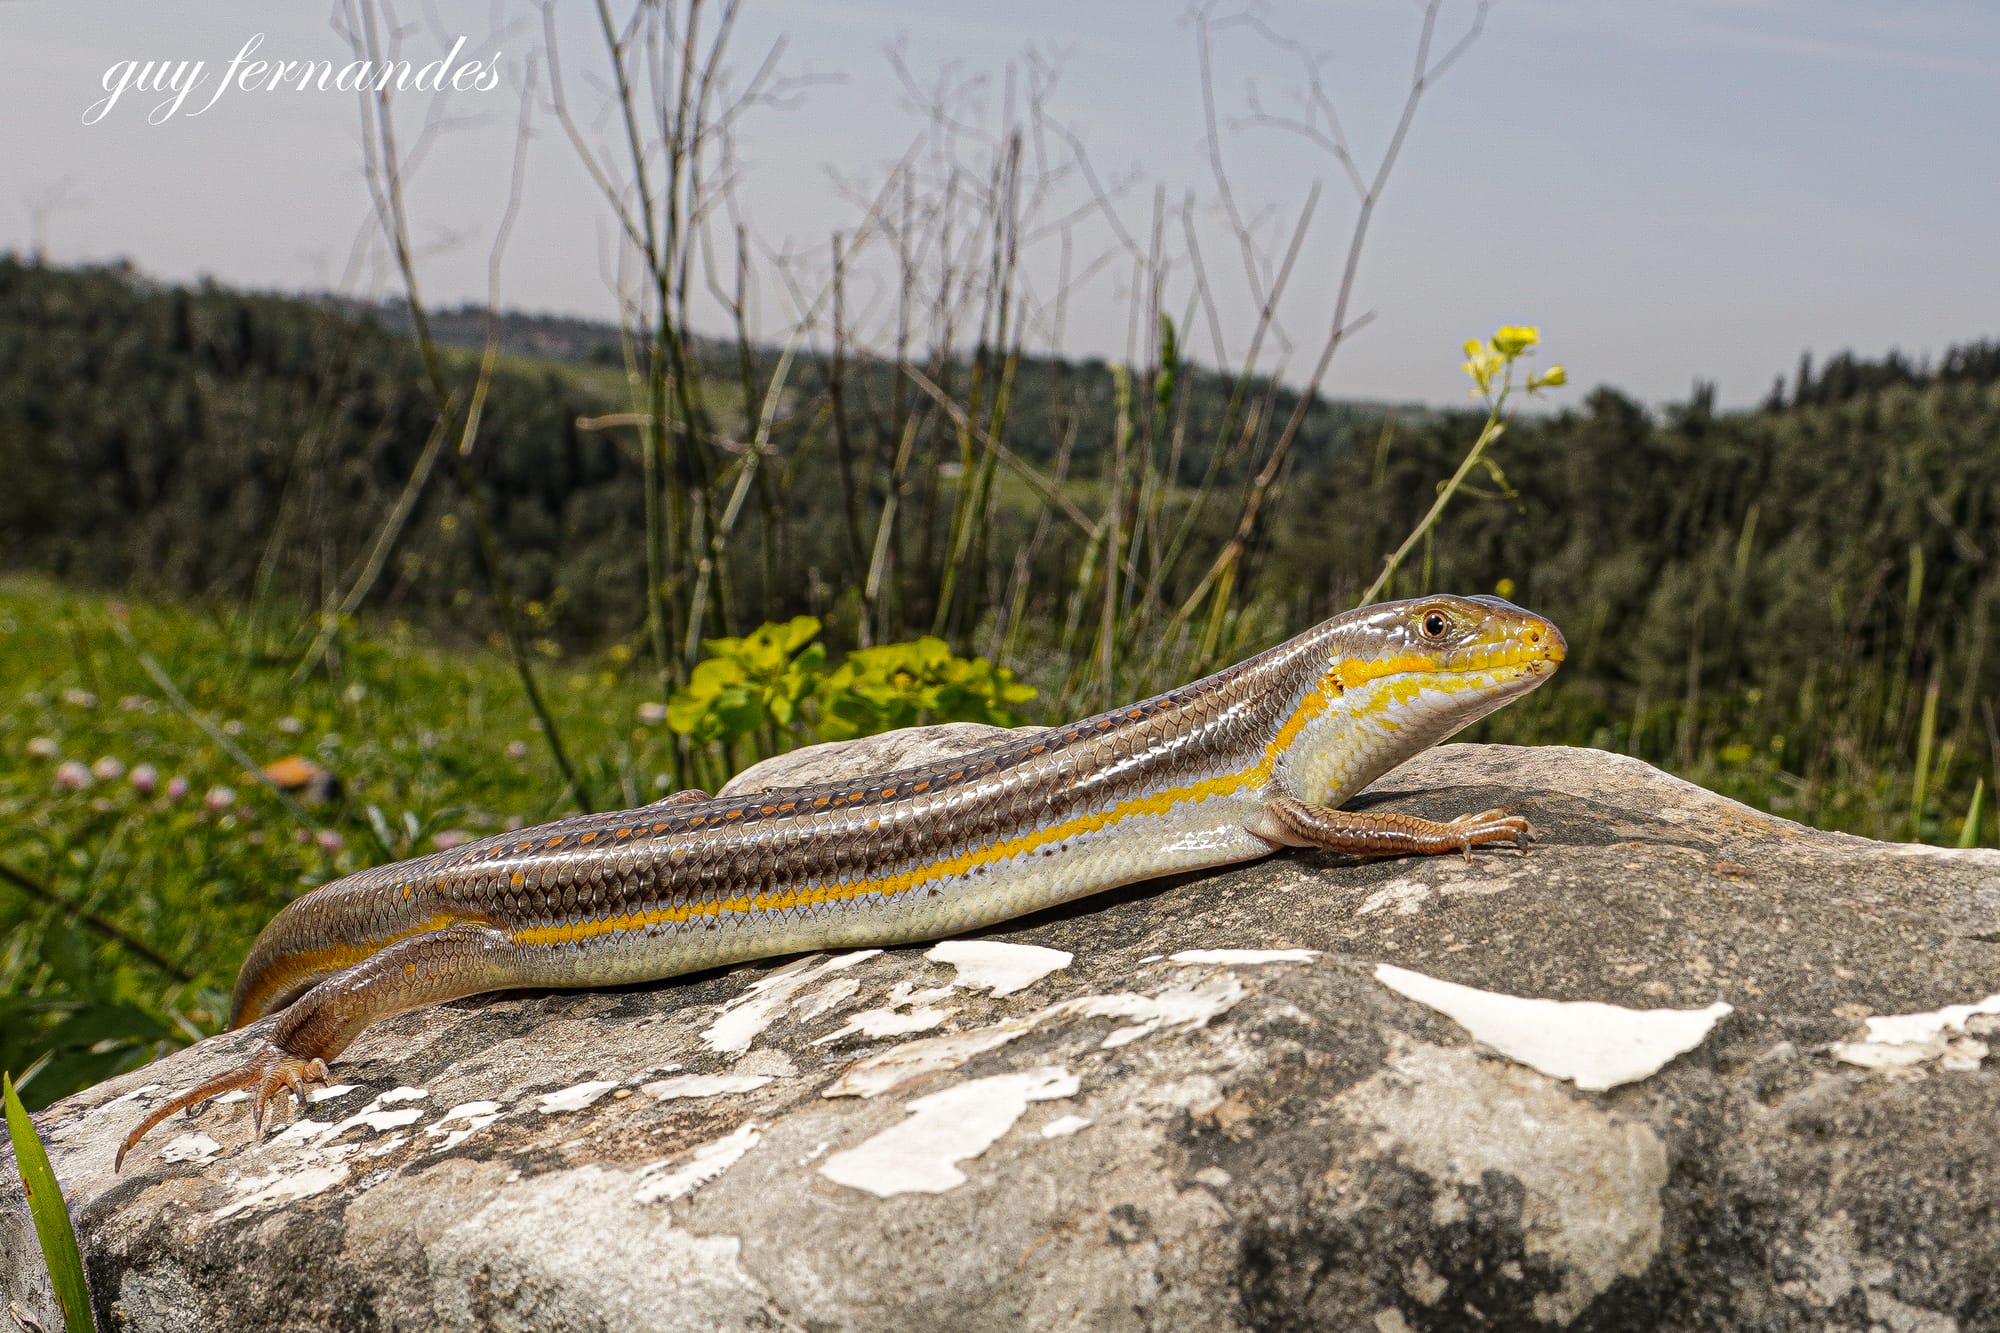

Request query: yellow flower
[
  {"left": 1492, "top": 325, "right": 1540, "bottom": 357},
  {"left": 1527, "top": 364, "right": 1568, "bottom": 394},
  {"left": 1494, "top": 577, "right": 1516, "bottom": 599},
  {"left": 1462, "top": 348, "right": 1503, "bottom": 396}
]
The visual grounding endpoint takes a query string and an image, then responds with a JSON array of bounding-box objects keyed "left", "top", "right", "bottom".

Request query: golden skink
[{"left": 117, "top": 593, "right": 1564, "bottom": 1168}]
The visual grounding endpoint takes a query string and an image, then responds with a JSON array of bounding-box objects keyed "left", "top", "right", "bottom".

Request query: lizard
[{"left": 115, "top": 592, "right": 1564, "bottom": 1169}]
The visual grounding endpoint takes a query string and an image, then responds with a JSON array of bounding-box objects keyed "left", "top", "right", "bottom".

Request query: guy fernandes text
[{"left": 84, "top": 33, "right": 502, "bottom": 126}]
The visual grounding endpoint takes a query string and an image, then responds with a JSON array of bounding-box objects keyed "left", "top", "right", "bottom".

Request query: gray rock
[
  {"left": 5, "top": 743, "right": 1998, "bottom": 1331},
  {"left": 718, "top": 722, "right": 1035, "bottom": 798}
]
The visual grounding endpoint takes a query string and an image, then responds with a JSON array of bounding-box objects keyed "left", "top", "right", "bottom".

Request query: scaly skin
[{"left": 116, "top": 593, "right": 1565, "bottom": 1169}]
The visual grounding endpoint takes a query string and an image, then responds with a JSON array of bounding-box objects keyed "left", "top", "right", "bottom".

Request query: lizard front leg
[
  {"left": 1251, "top": 795, "right": 1531, "bottom": 863},
  {"left": 117, "top": 922, "right": 520, "bottom": 1170}
]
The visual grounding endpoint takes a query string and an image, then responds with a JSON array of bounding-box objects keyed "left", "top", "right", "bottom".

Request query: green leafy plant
[
  {"left": 665, "top": 619, "right": 1036, "bottom": 782},
  {"left": 814, "top": 637, "right": 1039, "bottom": 742},
  {"left": 664, "top": 616, "right": 830, "bottom": 753},
  {"left": 5, "top": 1071, "right": 97, "bottom": 1332}
]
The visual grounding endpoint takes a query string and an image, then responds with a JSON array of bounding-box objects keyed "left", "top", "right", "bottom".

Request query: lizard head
[{"left": 1276, "top": 594, "right": 1565, "bottom": 806}]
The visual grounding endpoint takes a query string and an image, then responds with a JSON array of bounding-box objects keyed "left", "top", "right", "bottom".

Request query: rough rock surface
[{"left": 6, "top": 742, "right": 1999, "bottom": 1332}]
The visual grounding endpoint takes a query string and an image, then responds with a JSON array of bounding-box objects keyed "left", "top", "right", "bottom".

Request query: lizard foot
[
  {"left": 116, "top": 1043, "right": 330, "bottom": 1172},
  {"left": 1441, "top": 807, "right": 1534, "bottom": 862}
]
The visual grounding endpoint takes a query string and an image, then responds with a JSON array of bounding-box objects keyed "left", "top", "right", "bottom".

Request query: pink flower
[
  {"left": 54, "top": 761, "right": 92, "bottom": 790},
  {"left": 26, "top": 737, "right": 59, "bottom": 761},
  {"left": 316, "top": 829, "right": 345, "bottom": 853},
  {"left": 91, "top": 756, "right": 125, "bottom": 781},
  {"left": 205, "top": 785, "right": 236, "bottom": 812},
  {"left": 505, "top": 740, "right": 529, "bottom": 760},
  {"left": 129, "top": 763, "right": 159, "bottom": 795},
  {"left": 432, "top": 829, "right": 472, "bottom": 851},
  {"left": 164, "top": 776, "right": 190, "bottom": 801}
]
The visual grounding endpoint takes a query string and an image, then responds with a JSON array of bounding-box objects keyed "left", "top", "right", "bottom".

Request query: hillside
[{"left": 3, "top": 255, "right": 1997, "bottom": 846}]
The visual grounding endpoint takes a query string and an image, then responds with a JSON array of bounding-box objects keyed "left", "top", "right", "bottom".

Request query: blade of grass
[
  {"left": 5, "top": 1071, "right": 97, "bottom": 1333},
  {"left": 1911, "top": 673, "right": 1939, "bottom": 841},
  {"left": 1957, "top": 777, "right": 1985, "bottom": 849}
]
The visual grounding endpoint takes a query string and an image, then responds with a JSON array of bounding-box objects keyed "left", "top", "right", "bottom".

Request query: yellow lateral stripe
[
  {"left": 510, "top": 766, "right": 1251, "bottom": 948},
  {"left": 505, "top": 652, "right": 1535, "bottom": 951},
  {"left": 510, "top": 676, "right": 1362, "bottom": 949},
  {"left": 238, "top": 913, "right": 467, "bottom": 1020}
]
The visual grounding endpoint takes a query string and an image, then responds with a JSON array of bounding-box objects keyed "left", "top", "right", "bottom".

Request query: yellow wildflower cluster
[{"left": 1461, "top": 325, "right": 1566, "bottom": 400}]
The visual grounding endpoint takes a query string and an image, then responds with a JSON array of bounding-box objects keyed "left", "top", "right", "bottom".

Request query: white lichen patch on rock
[
  {"left": 88, "top": 1083, "right": 162, "bottom": 1118},
  {"left": 1831, "top": 992, "right": 2000, "bottom": 1072},
  {"left": 819, "top": 1067, "right": 1079, "bottom": 1197},
  {"left": 537, "top": 1080, "right": 623, "bottom": 1113},
  {"left": 159, "top": 1132, "right": 221, "bottom": 1164},
  {"left": 811, "top": 1003, "right": 956, "bottom": 1045},
  {"left": 423, "top": 1101, "right": 503, "bottom": 1152},
  {"left": 794, "top": 977, "right": 861, "bottom": 1022},
  {"left": 823, "top": 1023, "right": 1033, "bottom": 1099},
  {"left": 1167, "top": 949, "right": 1318, "bottom": 966},
  {"left": 312, "top": 1092, "right": 429, "bottom": 1148},
  {"left": 634, "top": 1121, "right": 764, "bottom": 1205},
  {"left": 641, "top": 1073, "right": 774, "bottom": 1101},
  {"left": 925, "top": 940, "right": 1073, "bottom": 996},
  {"left": 1358, "top": 877, "right": 1434, "bottom": 916},
  {"left": 1374, "top": 963, "right": 1731, "bottom": 1091},
  {"left": 1340, "top": 1040, "right": 1670, "bottom": 1324},
  {"left": 1039, "top": 1115, "right": 1092, "bottom": 1138},
  {"left": 701, "top": 950, "right": 882, "bottom": 1055},
  {"left": 1047, "top": 976, "right": 1246, "bottom": 1049},
  {"left": 823, "top": 974, "right": 1246, "bottom": 1098},
  {"left": 213, "top": 1162, "right": 351, "bottom": 1221},
  {"left": 810, "top": 981, "right": 958, "bottom": 1045}
]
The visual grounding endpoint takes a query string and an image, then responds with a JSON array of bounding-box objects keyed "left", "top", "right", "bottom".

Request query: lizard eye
[{"left": 1419, "top": 610, "right": 1451, "bottom": 640}]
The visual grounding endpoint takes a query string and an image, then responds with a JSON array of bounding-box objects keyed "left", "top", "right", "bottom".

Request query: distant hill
[{"left": 328, "top": 298, "right": 632, "bottom": 367}]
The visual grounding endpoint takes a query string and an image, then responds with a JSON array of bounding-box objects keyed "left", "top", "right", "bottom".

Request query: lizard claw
[
  {"left": 1445, "top": 808, "right": 1534, "bottom": 863},
  {"left": 116, "top": 1045, "right": 330, "bottom": 1171},
  {"left": 253, "top": 1055, "right": 329, "bottom": 1135}
]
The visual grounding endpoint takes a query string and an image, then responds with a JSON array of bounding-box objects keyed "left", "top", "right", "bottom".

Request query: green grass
[{"left": 0, "top": 575, "right": 684, "bottom": 1110}]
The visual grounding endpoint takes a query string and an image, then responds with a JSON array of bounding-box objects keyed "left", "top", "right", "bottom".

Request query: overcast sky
[{"left": 6, "top": 1, "right": 1996, "bottom": 408}]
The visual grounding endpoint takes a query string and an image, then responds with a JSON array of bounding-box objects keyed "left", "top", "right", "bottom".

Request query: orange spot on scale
[{"left": 579, "top": 831, "right": 597, "bottom": 845}]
